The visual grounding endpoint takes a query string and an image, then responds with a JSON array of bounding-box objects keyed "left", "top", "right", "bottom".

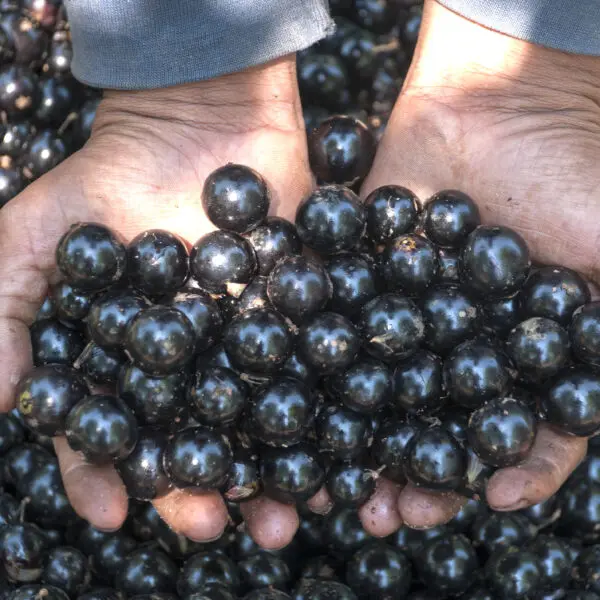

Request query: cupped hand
[
  {"left": 358, "top": 0, "right": 596, "bottom": 530},
  {"left": 0, "top": 55, "right": 323, "bottom": 548}
]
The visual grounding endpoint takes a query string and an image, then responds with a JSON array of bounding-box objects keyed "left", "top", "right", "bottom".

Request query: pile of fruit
[{"left": 1, "top": 1, "right": 600, "bottom": 600}]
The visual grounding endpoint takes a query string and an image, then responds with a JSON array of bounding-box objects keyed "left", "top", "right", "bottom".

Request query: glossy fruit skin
[
  {"left": 250, "top": 377, "right": 314, "bottom": 447},
  {"left": 316, "top": 403, "right": 371, "bottom": 460},
  {"left": 11, "top": 585, "right": 70, "bottom": 600},
  {"left": 422, "top": 285, "right": 480, "bottom": 354},
  {"left": 239, "top": 553, "right": 291, "bottom": 592},
  {"left": 364, "top": 185, "right": 421, "bottom": 245},
  {"left": 325, "top": 506, "right": 371, "bottom": 557},
  {"left": 41, "top": 546, "right": 88, "bottom": 597},
  {"left": 352, "top": 0, "right": 399, "bottom": 33},
  {"left": 243, "top": 589, "right": 292, "bottom": 600},
  {"left": 3, "top": 442, "right": 52, "bottom": 487},
  {"left": 297, "top": 52, "right": 349, "bottom": 110},
  {"left": 125, "top": 306, "right": 195, "bottom": 376},
  {"left": 325, "top": 252, "right": 379, "bottom": 318},
  {"left": 177, "top": 551, "right": 240, "bottom": 596},
  {"left": 246, "top": 217, "right": 302, "bottom": 276},
  {"left": 308, "top": 115, "right": 376, "bottom": 186},
  {"left": 281, "top": 351, "right": 318, "bottom": 387},
  {"left": 358, "top": 293, "right": 424, "bottom": 362},
  {"left": 557, "top": 479, "right": 600, "bottom": 544},
  {"left": 116, "top": 547, "right": 178, "bottom": 595},
  {"left": 444, "top": 337, "right": 513, "bottom": 408},
  {"left": 35, "top": 295, "right": 56, "bottom": 321},
  {"left": 345, "top": 542, "right": 412, "bottom": 600},
  {"left": 0, "top": 121, "right": 36, "bottom": 158},
  {"left": 485, "top": 547, "right": 542, "bottom": 599},
  {"left": 417, "top": 534, "right": 479, "bottom": 595},
  {"left": 379, "top": 234, "right": 439, "bottom": 296},
  {"left": 506, "top": 317, "right": 570, "bottom": 382},
  {"left": 297, "top": 312, "right": 360, "bottom": 374},
  {"left": 15, "top": 365, "right": 89, "bottom": 436},
  {"left": 571, "top": 545, "right": 600, "bottom": 594},
  {"left": 29, "top": 319, "right": 85, "bottom": 367},
  {"left": 0, "top": 165, "right": 23, "bottom": 206},
  {"left": 56, "top": 223, "right": 127, "bottom": 291},
  {"left": 65, "top": 395, "right": 138, "bottom": 464},
  {"left": 118, "top": 364, "right": 188, "bottom": 429},
  {"left": 372, "top": 418, "right": 422, "bottom": 484},
  {"left": 116, "top": 428, "right": 171, "bottom": 501},
  {"left": 571, "top": 302, "right": 600, "bottom": 366},
  {"left": 392, "top": 350, "right": 444, "bottom": 414},
  {"left": 0, "top": 413, "right": 24, "bottom": 456},
  {"left": 468, "top": 397, "right": 536, "bottom": 467},
  {"left": 543, "top": 367, "right": 600, "bottom": 437},
  {"left": 34, "top": 76, "right": 74, "bottom": 126},
  {"left": 92, "top": 533, "right": 137, "bottom": 582},
  {"left": 79, "top": 343, "right": 123, "bottom": 384},
  {"left": 267, "top": 256, "right": 332, "bottom": 324},
  {"left": 329, "top": 357, "right": 392, "bottom": 414},
  {"left": 325, "top": 461, "right": 375, "bottom": 507},
  {"left": 236, "top": 276, "right": 271, "bottom": 314},
  {"left": 423, "top": 190, "right": 481, "bottom": 248},
  {"left": 260, "top": 443, "right": 326, "bottom": 503},
  {"left": 127, "top": 230, "right": 189, "bottom": 295},
  {"left": 0, "top": 65, "right": 38, "bottom": 117},
  {"left": 460, "top": 226, "right": 531, "bottom": 299},
  {"left": 470, "top": 512, "right": 535, "bottom": 557},
  {"left": 528, "top": 535, "right": 573, "bottom": 591},
  {"left": 224, "top": 308, "right": 293, "bottom": 375},
  {"left": 53, "top": 281, "right": 95, "bottom": 322},
  {"left": 163, "top": 426, "right": 232, "bottom": 489},
  {"left": 295, "top": 185, "right": 366, "bottom": 254},
  {"left": 483, "top": 294, "right": 521, "bottom": 337},
  {"left": 22, "top": 129, "right": 67, "bottom": 180},
  {"left": 222, "top": 450, "right": 261, "bottom": 503},
  {"left": 0, "top": 523, "right": 46, "bottom": 582},
  {"left": 87, "top": 289, "right": 151, "bottom": 350},
  {"left": 202, "top": 163, "right": 269, "bottom": 234},
  {"left": 521, "top": 266, "right": 590, "bottom": 325},
  {"left": 404, "top": 426, "right": 467, "bottom": 491},
  {"left": 190, "top": 230, "right": 257, "bottom": 295},
  {"left": 188, "top": 366, "right": 248, "bottom": 427}
]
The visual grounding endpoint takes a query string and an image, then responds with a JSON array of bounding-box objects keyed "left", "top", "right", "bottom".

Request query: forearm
[
  {"left": 438, "top": 0, "right": 600, "bottom": 55},
  {"left": 64, "top": 0, "right": 333, "bottom": 89}
]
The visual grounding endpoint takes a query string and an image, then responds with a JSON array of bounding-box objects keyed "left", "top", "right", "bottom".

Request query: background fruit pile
[{"left": 0, "top": 1, "right": 599, "bottom": 600}]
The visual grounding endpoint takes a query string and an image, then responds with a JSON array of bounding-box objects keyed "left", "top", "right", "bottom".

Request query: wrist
[{"left": 92, "top": 54, "right": 303, "bottom": 140}]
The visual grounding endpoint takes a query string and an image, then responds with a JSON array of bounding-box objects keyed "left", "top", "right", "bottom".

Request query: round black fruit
[
  {"left": 246, "top": 217, "right": 302, "bottom": 276},
  {"left": 116, "top": 428, "right": 171, "bottom": 500},
  {"left": 15, "top": 365, "right": 89, "bottom": 436},
  {"left": 223, "top": 308, "right": 293, "bottom": 374},
  {"left": 190, "top": 230, "right": 256, "bottom": 295},
  {"left": 468, "top": 397, "right": 537, "bottom": 468},
  {"left": 423, "top": 189, "right": 481, "bottom": 248},
  {"left": 326, "top": 461, "right": 375, "bottom": 507},
  {"left": 541, "top": 367, "right": 600, "bottom": 436},
  {"left": 65, "top": 395, "right": 138, "bottom": 464},
  {"left": 267, "top": 255, "right": 332, "bottom": 324},
  {"left": 260, "top": 443, "right": 326, "bottom": 503},
  {"left": 125, "top": 306, "right": 195, "bottom": 376},
  {"left": 404, "top": 426, "right": 467, "bottom": 491},
  {"left": 295, "top": 185, "right": 366, "bottom": 254},
  {"left": 202, "top": 163, "right": 269, "bottom": 234},
  {"left": 163, "top": 426, "right": 232, "bottom": 489},
  {"left": 222, "top": 450, "right": 261, "bottom": 503},
  {"left": 364, "top": 185, "right": 421, "bottom": 245},
  {"left": 0, "top": 523, "right": 46, "bottom": 582},
  {"left": 127, "top": 229, "right": 189, "bottom": 295},
  {"left": 358, "top": 293, "right": 424, "bottom": 362},
  {"left": 116, "top": 547, "right": 178, "bottom": 596},
  {"left": 372, "top": 418, "right": 422, "bottom": 484},
  {"left": 53, "top": 281, "right": 96, "bottom": 322},
  {"left": 29, "top": 319, "right": 85, "bottom": 367},
  {"left": 316, "top": 403, "right": 371, "bottom": 460},
  {"left": 297, "top": 311, "right": 360, "bottom": 374},
  {"left": 41, "top": 546, "right": 88, "bottom": 598},
  {"left": 485, "top": 547, "right": 541, "bottom": 600},
  {"left": 307, "top": 115, "right": 376, "bottom": 186},
  {"left": 571, "top": 302, "right": 600, "bottom": 366},
  {"left": 56, "top": 223, "right": 127, "bottom": 291},
  {"left": 460, "top": 225, "right": 531, "bottom": 299}
]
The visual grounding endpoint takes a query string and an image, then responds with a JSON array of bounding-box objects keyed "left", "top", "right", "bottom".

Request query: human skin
[{"left": 0, "top": 0, "right": 593, "bottom": 547}]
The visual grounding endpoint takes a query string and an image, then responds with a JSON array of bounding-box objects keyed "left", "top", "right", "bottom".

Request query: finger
[
  {"left": 240, "top": 496, "right": 299, "bottom": 550},
  {"left": 54, "top": 437, "right": 128, "bottom": 531},
  {"left": 486, "top": 423, "right": 588, "bottom": 511},
  {"left": 153, "top": 488, "right": 228, "bottom": 543},
  {"left": 398, "top": 484, "right": 466, "bottom": 529},
  {"left": 306, "top": 486, "right": 333, "bottom": 515},
  {"left": 358, "top": 477, "right": 403, "bottom": 537}
]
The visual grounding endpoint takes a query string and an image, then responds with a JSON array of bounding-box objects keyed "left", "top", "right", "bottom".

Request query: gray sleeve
[
  {"left": 64, "top": 0, "right": 334, "bottom": 90},
  {"left": 438, "top": 0, "right": 600, "bottom": 56}
]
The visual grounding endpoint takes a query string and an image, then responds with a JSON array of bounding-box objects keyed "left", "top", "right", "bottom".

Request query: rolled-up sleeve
[
  {"left": 438, "top": 0, "right": 600, "bottom": 56},
  {"left": 64, "top": 0, "right": 334, "bottom": 89}
]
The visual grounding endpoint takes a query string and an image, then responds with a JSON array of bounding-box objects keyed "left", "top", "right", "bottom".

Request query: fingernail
[{"left": 492, "top": 499, "right": 529, "bottom": 512}]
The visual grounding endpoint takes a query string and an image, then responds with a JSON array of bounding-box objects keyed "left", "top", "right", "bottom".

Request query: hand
[
  {"left": 358, "top": 0, "right": 593, "bottom": 531},
  {"left": 0, "top": 55, "right": 324, "bottom": 548}
]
